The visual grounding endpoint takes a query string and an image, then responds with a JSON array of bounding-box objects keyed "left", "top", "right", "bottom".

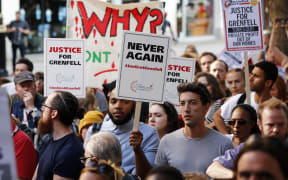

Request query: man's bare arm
[
  {"left": 206, "top": 161, "right": 234, "bottom": 179},
  {"left": 213, "top": 108, "right": 228, "bottom": 134}
]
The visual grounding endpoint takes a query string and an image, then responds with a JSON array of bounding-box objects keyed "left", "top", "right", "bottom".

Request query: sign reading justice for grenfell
[
  {"left": 116, "top": 31, "right": 170, "bottom": 103},
  {"left": 44, "top": 38, "right": 86, "bottom": 97},
  {"left": 222, "top": 0, "right": 264, "bottom": 51},
  {"left": 165, "top": 57, "right": 195, "bottom": 114}
]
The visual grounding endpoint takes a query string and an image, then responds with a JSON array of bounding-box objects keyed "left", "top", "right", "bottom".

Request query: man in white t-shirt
[{"left": 213, "top": 61, "right": 278, "bottom": 134}]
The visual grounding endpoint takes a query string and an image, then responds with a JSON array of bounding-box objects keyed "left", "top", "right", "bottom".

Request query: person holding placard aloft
[
  {"left": 213, "top": 61, "right": 278, "bottom": 134},
  {"left": 84, "top": 81, "right": 159, "bottom": 178}
]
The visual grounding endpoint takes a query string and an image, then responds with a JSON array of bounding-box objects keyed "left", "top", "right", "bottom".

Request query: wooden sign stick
[
  {"left": 244, "top": 52, "right": 251, "bottom": 105},
  {"left": 132, "top": 101, "right": 142, "bottom": 131}
]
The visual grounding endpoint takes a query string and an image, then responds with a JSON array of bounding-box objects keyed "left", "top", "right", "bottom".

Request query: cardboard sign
[
  {"left": 116, "top": 31, "right": 170, "bottom": 103},
  {"left": 44, "top": 38, "right": 86, "bottom": 97},
  {"left": 0, "top": 88, "right": 17, "bottom": 179},
  {"left": 66, "top": 0, "right": 164, "bottom": 88},
  {"left": 165, "top": 57, "right": 195, "bottom": 114},
  {"left": 218, "top": 49, "right": 255, "bottom": 69},
  {"left": 222, "top": 0, "right": 264, "bottom": 51}
]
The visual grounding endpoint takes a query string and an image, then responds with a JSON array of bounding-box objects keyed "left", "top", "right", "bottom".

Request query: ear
[
  {"left": 265, "top": 80, "right": 273, "bottom": 89},
  {"left": 257, "top": 119, "right": 263, "bottom": 131},
  {"left": 204, "top": 103, "right": 210, "bottom": 114},
  {"left": 51, "top": 110, "right": 58, "bottom": 119}
]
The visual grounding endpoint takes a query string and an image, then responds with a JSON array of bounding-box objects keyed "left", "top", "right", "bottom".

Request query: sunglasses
[
  {"left": 80, "top": 156, "right": 114, "bottom": 174},
  {"left": 227, "top": 120, "right": 247, "bottom": 126}
]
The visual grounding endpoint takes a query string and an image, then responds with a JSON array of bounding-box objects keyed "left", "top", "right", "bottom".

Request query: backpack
[{"left": 237, "top": 93, "right": 247, "bottom": 105}]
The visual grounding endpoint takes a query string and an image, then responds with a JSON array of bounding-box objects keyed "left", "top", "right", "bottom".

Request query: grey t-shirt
[{"left": 155, "top": 128, "right": 233, "bottom": 173}]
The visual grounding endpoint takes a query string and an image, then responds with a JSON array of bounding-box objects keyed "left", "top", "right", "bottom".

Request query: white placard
[
  {"left": 44, "top": 38, "right": 86, "bottom": 97},
  {"left": 0, "top": 88, "right": 18, "bottom": 179},
  {"left": 222, "top": 0, "right": 264, "bottom": 51},
  {"left": 66, "top": 0, "right": 164, "bottom": 88},
  {"left": 116, "top": 31, "right": 170, "bottom": 103},
  {"left": 165, "top": 57, "right": 196, "bottom": 114}
]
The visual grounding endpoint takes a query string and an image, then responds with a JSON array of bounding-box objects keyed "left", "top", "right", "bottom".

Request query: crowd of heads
[{"left": 2, "top": 29, "right": 288, "bottom": 180}]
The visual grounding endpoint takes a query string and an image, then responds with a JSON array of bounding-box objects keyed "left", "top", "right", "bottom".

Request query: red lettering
[
  {"left": 169, "top": 65, "right": 191, "bottom": 72},
  {"left": 77, "top": 2, "right": 111, "bottom": 37},
  {"left": 111, "top": 9, "right": 130, "bottom": 36},
  {"left": 131, "top": 7, "right": 150, "bottom": 32},
  {"left": 149, "top": 9, "right": 163, "bottom": 34}
]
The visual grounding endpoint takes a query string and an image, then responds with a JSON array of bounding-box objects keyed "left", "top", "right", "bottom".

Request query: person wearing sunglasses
[
  {"left": 81, "top": 132, "right": 139, "bottom": 180},
  {"left": 207, "top": 99, "right": 288, "bottom": 179},
  {"left": 226, "top": 104, "right": 260, "bottom": 147}
]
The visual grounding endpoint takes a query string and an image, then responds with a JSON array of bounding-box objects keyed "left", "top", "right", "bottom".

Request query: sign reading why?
[
  {"left": 222, "top": 0, "right": 264, "bottom": 51},
  {"left": 44, "top": 38, "right": 86, "bottom": 97},
  {"left": 116, "top": 31, "right": 170, "bottom": 103},
  {"left": 165, "top": 57, "right": 195, "bottom": 114},
  {"left": 66, "top": 0, "right": 164, "bottom": 88}
]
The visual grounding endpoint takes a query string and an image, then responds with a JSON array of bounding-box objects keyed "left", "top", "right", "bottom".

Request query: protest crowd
[{"left": 1, "top": 1, "right": 288, "bottom": 180}]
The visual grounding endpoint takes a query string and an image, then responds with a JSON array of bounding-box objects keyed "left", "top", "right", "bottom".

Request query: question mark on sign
[{"left": 149, "top": 9, "right": 163, "bottom": 34}]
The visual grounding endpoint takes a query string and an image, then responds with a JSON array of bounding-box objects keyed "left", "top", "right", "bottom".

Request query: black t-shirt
[
  {"left": 8, "top": 20, "right": 29, "bottom": 45},
  {"left": 37, "top": 133, "right": 84, "bottom": 180}
]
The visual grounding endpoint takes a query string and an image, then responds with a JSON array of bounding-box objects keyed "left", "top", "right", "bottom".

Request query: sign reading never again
[{"left": 116, "top": 31, "right": 170, "bottom": 103}]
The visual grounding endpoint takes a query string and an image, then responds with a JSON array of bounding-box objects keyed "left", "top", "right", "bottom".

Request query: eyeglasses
[
  {"left": 80, "top": 156, "right": 95, "bottom": 164},
  {"left": 41, "top": 104, "right": 54, "bottom": 110},
  {"left": 227, "top": 120, "right": 247, "bottom": 126},
  {"left": 80, "top": 157, "right": 114, "bottom": 174}
]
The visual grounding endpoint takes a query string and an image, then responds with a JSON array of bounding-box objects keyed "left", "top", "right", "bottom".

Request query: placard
[
  {"left": 165, "top": 57, "right": 195, "bottom": 114},
  {"left": 0, "top": 88, "right": 17, "bottom": 180},
  {"left": 66, "top": 0, "right": 164, "bottom": 88},
  {"left": 116, "top": 31, "right": 170, "bottom": 103},
  {"left": 44, "top": 38, "right": 86, "bottom": 97},
  {"left": 222, "top": 0, "right": 264, "bottom": 51}
]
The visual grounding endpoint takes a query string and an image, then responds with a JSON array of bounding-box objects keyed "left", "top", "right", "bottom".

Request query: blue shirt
[
  {"left": 12, "top": 93, "right": 45, "bottom": 129},
  {"left": 214, "top": 137, "right": 288, "bottom": 169},
  {"left": 85, "top": 114, "right": 159, "bottom": 174},
  {"left": 37, "top": 133, "right": 84, "bottom": 180}
]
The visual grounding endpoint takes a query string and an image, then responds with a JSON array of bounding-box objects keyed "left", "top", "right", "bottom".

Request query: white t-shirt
[{"left": 221, "top": 92, "right": 258, "bottom": 122}]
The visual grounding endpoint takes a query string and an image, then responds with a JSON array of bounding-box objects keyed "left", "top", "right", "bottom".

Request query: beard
[
  {"left": 38, "top": 113, "right": 53, "bottom": 135},
  {"left": 108, "top": 109, "right": 134, "bottom": 126}
]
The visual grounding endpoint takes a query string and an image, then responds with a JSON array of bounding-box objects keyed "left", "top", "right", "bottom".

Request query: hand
[
  {"left": 23, "top": 91, "right": 36, "bottom": 110},
  {"left": 266, "top": 46, "right": 288, "bottom": 66},
  {"left": 129, "top": 131, "right": 143, "bottom": 152}
]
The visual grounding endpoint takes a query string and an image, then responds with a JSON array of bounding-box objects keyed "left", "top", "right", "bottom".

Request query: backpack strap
[{"left": 237, "top": 93, "right": 246, "bottom": 105}]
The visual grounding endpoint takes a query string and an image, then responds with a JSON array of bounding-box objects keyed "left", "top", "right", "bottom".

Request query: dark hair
[
  {"left": 102, "top": 80, "right": 116, "bottom": 101},
  {"left": 34, "top": 72, "right": 44, "bottom": 81},
  {"left": 199, "top": 52, "right": 217, "bottom": 61},
  {"left": 194, "top": 72, "right": 225, "bottom": 101},
  {"left": 50, "top": 91, "right": 79, "bottom": 126},
  {"left": 177, "top": 82, "right": 211, "bottom": 105},
  {"left": 231, "top": 104, "right": 260, "bottom": 134},
  {"left": 254, "top": 61, "right": 278, "bottom": 87},
  {"left": 233, "top": 135, "right": 288, "bottom": 179},
  {"left": 147, "top": 165, "right": 184, "bottom": 180},
  {"left": 151, "top": 101, "right": 179, "bottom": 134},
  {"left": 16, "top": 58, "right": 34, "bottom": 72}
]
